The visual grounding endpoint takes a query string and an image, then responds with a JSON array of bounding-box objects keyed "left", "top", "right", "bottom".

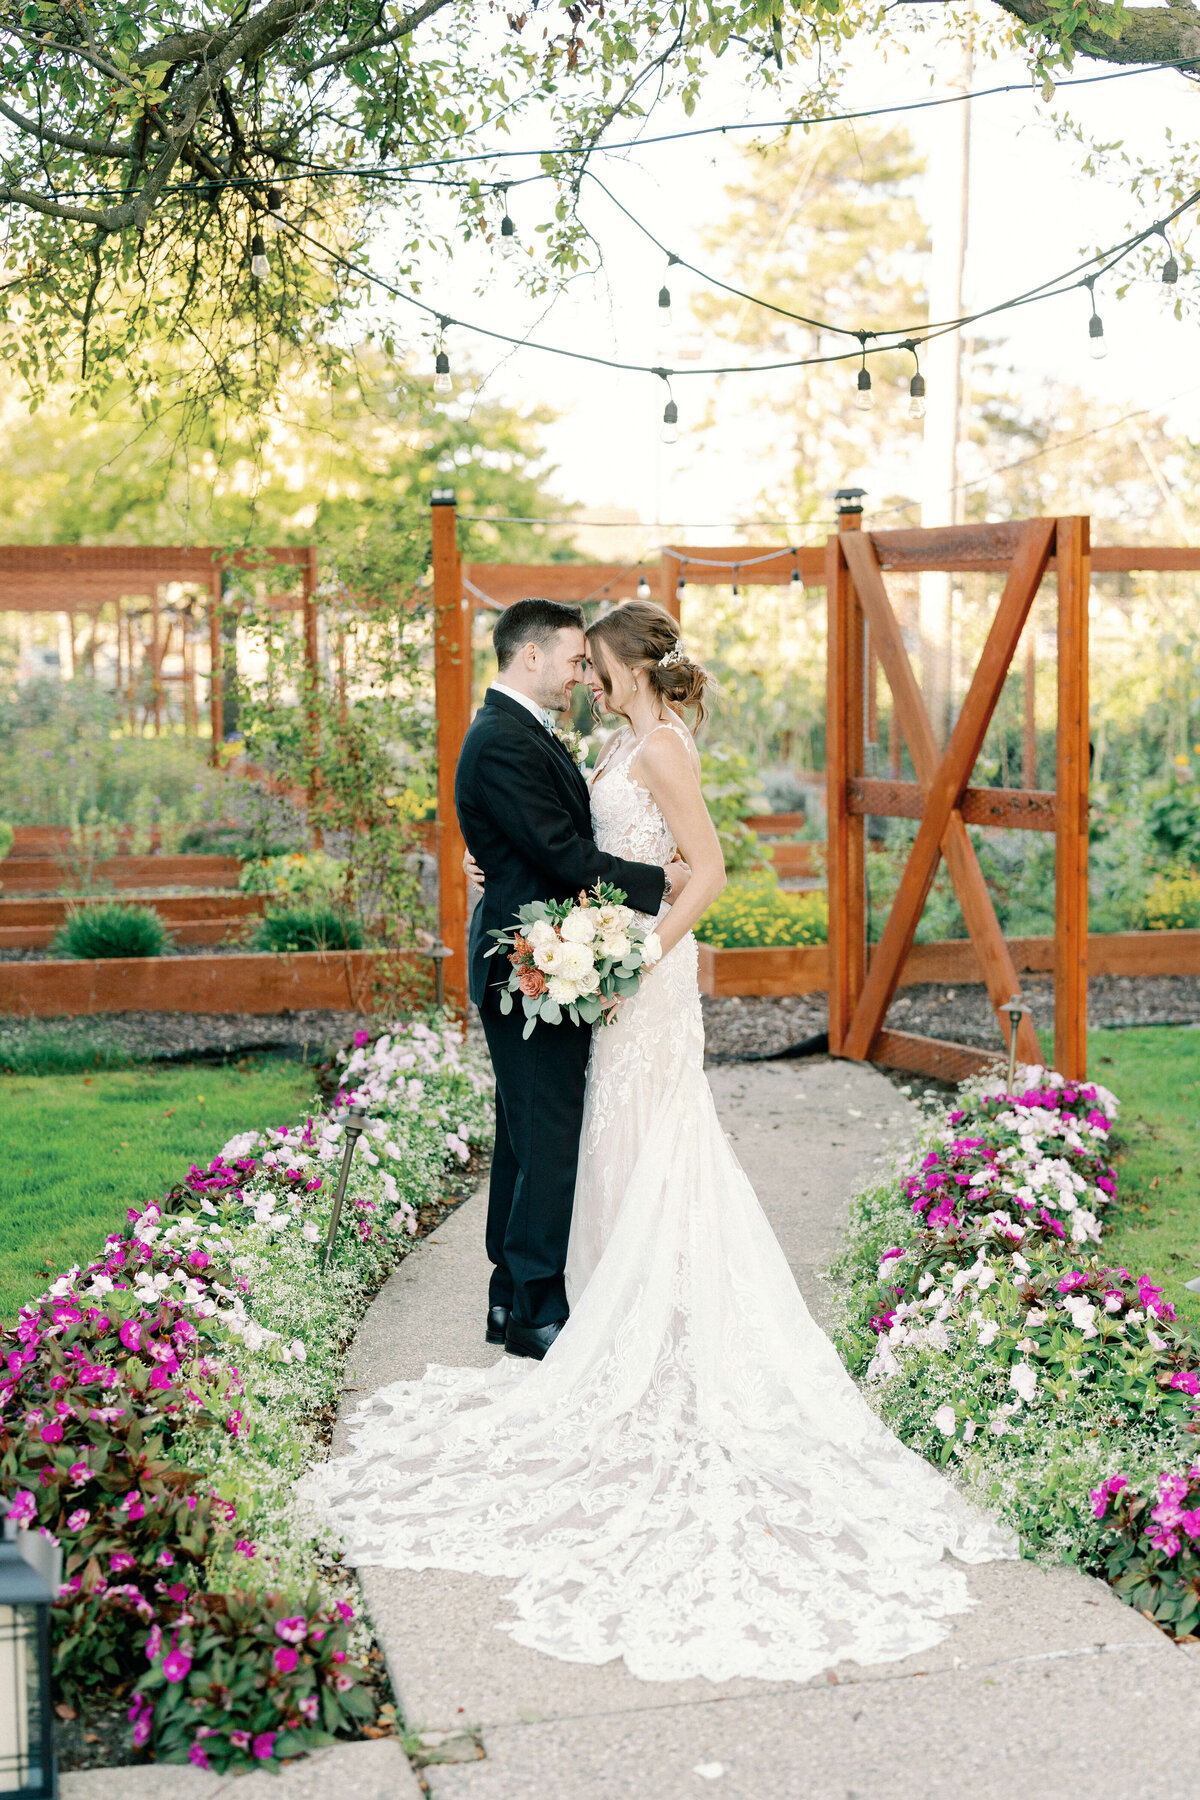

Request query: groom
[{"left": 455, "top": 598, "right": 688, "bottom": 1360}]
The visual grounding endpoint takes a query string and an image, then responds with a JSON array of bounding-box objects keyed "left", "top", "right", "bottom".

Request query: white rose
[
  {"left": 526, "top": 918, "right": 557, "bottom": 950},
  {"left": 933, "top": 1404, "right": 957, "bottom": 1437},
  {"left": 640, "top": 932, "right": 663, "bottom": 967},
  {"left": 575, "top": 965, "right": 600, "bottom": 995},
  {"left": 546, "top": 975, "right": 581, "bottom": 1004},
  {"left": 598, "top": 933, "right": 631, "bottom": 962},
  {"left": 560, "top": 908, "right": 596, "bottom": 945},
  {"left": 557, "top": 940, "right": 594, "bottom": 979}
]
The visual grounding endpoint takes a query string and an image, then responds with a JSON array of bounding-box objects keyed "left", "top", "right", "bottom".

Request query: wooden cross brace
[{"left": 838, "top": 522, "right": 1055, "bottom": 1066}]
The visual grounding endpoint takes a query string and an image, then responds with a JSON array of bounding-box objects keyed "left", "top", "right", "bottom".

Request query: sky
[{"left": 373, "top": 18, "right": 1200, "bottom": 550}]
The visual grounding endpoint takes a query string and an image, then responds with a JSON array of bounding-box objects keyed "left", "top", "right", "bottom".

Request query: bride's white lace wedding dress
[{"left": 300, "top": 718, "right": 1015, "bottom": 1683}]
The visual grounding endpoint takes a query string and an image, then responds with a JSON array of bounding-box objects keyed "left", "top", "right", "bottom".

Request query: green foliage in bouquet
[{"left": 51, "top": 902, "right": 167, "bottom": 960}]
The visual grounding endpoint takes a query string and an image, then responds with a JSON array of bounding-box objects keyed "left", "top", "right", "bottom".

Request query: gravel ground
[{"left": 702, "top": 973, "right": 1200, "bottom": 1062}]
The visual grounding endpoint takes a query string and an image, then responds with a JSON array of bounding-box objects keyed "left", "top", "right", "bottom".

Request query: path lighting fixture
[
  {"left": 661, "top": 398, "right": 679, "bottom": 445},
  {"left": 1, "top": 1513, "right": 58, "bottom": 1800},
  {"left": 636, "top": 576, "right": 651, "bottom": 600},
  {"left": 425, "top": 940, "right": 451, "bottom": 1012},
  {"left": 250, "top": 233, "right": 269, "bottom": 280},
  {"left": 1084, "top": 280, "right": 1107, "bottom": 360},
  {"left": 1003, "top": 994, "right": 1030, "bottom": 1092},
  {"left": 320, "top": 1105, "right": 370, "bottom": 1272},
  {"left": 265, "top": 186, "right": 286, "bottom": 236}
]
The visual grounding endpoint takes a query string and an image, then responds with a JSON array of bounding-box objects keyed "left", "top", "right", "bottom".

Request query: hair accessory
[{"left": 658, "top": 641, "right": 687, "bottom": 669}]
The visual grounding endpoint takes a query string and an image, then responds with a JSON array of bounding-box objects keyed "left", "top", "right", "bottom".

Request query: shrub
[
  {"left": 51, "top": 902, "right": 167, "bottom": 960},
  {"left": 239, "top": 852, "right": 347, "bottom": 905},
  {"left": 1143, "top": 869, "right": 1200, "bottom": 931},
  {"left": 835, "top": 1067, "right": 1200, "bottom": 1638},
  {"left": 696, "top": 873, "right": 827, "bottom": 948},
  {"left": 252, "top": 906, "right": 363, "bottom": 954},
  {"left": 699, "top": 746, "right": 770, "bottom": 877},
  {"left": 1146, "top": 772, "right": 1200, "bottom": 867}
]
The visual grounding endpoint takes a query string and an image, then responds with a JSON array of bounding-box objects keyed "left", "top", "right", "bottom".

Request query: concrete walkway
[
  {"left": 65, "top": 1059, "right": 1200, "bottom": 1799},
  {"left": 338, "top": 1059, "right": 1200, "bottom": 1800}
]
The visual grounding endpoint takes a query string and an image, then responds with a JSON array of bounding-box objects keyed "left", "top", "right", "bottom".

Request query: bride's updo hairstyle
[{"left": 586, "top": 600, "right": 711, "bottom": 729}]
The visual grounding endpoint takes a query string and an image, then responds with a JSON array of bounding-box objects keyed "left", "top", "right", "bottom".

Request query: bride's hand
[
  {"left": 463, "top": 850, "right": 485, "bottom": 891},
  {"left": 664, "top": 856, "right": 691, "bottom": 901}
]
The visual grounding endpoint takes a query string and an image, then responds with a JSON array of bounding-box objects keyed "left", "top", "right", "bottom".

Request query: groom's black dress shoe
[
  {"left": 486, "top": 1305, "right": 510, "bottom": 1346},
  {"left": 504, "top": 1318, "right": 566, "bottom": 1361}
]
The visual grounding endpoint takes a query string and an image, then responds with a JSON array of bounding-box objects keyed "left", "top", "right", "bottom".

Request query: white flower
[
  {"left": 546, "top": 975, "right": 581, "bottom": 1004},
  {"left": 976, "top": 1319, "right": 1000, "bottom": 1347},
  {"left": 1016, "top": 1337, "right": 1038, "bottom": 1354},
  {"left": 575, "top": 965, "right": 601, "bottom": 995},
  {"left": 560, "top": 907, "right": 597, "bottom": 945},
  {"left": 301, "top": 1221, "right": 320, "bottom": 1243},
  {"left": 556, "top": 940, "right": 594, "bottom": 980},
  {"left": 975, "top": 1267, "right": 996, "bottom": 1291},
  {"left": 1009, "top": 1362, "right": 1038, "bottom": 1404},
  {"left": 290, "top": 1340, "right": 307, "bottom": 1363},
  {"left": 933, "top": 1403, "right": 957, "bottom": 1437},
  {"left": 594, "top": 903, "right": 633, "bottom": 932},
  {"left": 640, "top": 932, "right": 663, "bottom": 967},
  {"left": 1011, "top": 1252, "right": 1032, "bottom": 1275},
  {"left": 597, "top": 932, "right": 631, "bottom": 961},
  {"left": 532, "top": 938, "right": 565, "bottom": 974},
  {"left": 962, "top": 1418, "right": 977, "bottom": 1443},
  {"left": 988, "top": 1416, "right": 1010, "bottom": 1437},
  {"left": 866, "top": 1339, "right": 900, "bottom": 1381},
  {"left": 526, "top": 918, "right": 557, "bottom": 951}
]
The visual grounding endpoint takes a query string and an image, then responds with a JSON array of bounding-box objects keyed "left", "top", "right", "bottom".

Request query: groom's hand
[{"left": 663, "top": 858, "right": 691, "bottom": 902}]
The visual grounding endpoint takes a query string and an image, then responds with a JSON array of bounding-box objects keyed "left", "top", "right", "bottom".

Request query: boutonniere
[{"left": 553, "top": 725, "right": 589, "bottom": 768}]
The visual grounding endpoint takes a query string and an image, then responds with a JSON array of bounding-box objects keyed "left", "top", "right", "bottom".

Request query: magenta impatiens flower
[
  {"left": 1170, "top": 1371, "right": 1200, "bottom": 1397},
  {"left": 6, "top": 1491, "right": 37, "bottom": 1527},
  {"left": 39, "top": 1420, "right": 64, "bottom": 1444},
  {"left": 273, "top": 1646, "right": 299, "bottom": 1674},
  {"left": 275, "top": 1615, "right": 307, "bottom": 1644},
  {"left": 162, "top": 1648, "right": 192, "bottom": 1683},
  {"left": 118, "top": 1319, "right": 141, "bottom": 1352},
  {"left": 252, "top": 1732, "right": 277, "bottom": 1761}
]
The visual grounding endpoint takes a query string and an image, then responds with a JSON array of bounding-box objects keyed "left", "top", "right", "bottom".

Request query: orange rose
[{"left": 518, "top": 967, "right": 547, "bottom": 997}]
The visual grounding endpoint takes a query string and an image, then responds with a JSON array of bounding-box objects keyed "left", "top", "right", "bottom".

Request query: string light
[
  {"left": 499, "top": 186, "right": 518, "bottom": 258},
  {"left": 1084, "top": 278, "right": 1107, "bottom": 360},
  {"left": 1158, "top": 226, "right": 1179, "bottom": 285},
  {"left": 434, "top": 323, "right": 453, "bottom": 394},
  {"left": 902, "top": 340, "right": 926, "bottom": 420},
  {"left": 661, "top": 393, "right": 679, "bottom": 445},
  {"left": 265, "top": 186, "right": 285, "bottom": 237},
  {"left": 854, "top": 335, "right": 874, "bottom": 412},
  {"left": 636, "top": 576, "right": 651, "bottom": 599},
  {"left": 250, "top": 233, "right": 269, "bottom": 280},
  {"left": 731, "top": 563, "right": 740, "bottom": 598},
  {"left": 677, "top": 574, "right": 686, "bottom": 595},
  {"left": 790, "top": 549, "right": 801, "bottom": 587}
]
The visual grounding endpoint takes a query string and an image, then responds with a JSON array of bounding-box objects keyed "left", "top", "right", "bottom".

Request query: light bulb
[
  {"left": 250, "top": 233, "right": 269, "bottom": 280},
  {"left": 266, "top": 186, "right": 285, "bottom": 236},
  {"left": 908, "top": 372, "right": 926, "bottom": 420},
  {"left": 434, "top": 349, "right": 452, "bottom": 395},
  {"left": 676, "top": 576, "right": 686, "bottom": 595},
  {"left": 790, "top": 567, "right": 801, "bottom": 587},
  {"left": 1088, "top": 313, "right": 1107, "bottom": 360},
  {"left": 658, "top": 285, "right": 673, "bottom": 331},
  {"left": 661, "top": 398, "right": 678, "bottom": 445},
  {"left": 854, "top": 367, "right": 874, "bottom": 411},
  {"left": 500, "top": 211, "right": 518, "bottom": 258},
  {"left": 1162, "top": 252, "right": 1179, "bottom": 285},
  {"left": 636, "top": 577, "right": 651, "bottom": 600}
]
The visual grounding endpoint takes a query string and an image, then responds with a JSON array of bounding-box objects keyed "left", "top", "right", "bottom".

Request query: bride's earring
[{"left": 632, "top": 677, "right": 638, "bottom": 695}]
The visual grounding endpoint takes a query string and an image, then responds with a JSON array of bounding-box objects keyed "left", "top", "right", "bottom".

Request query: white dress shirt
[{"left": 490, "top": 681, "right": 552, "bottom": 729}]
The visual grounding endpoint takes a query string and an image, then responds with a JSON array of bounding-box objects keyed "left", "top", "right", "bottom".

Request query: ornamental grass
[
  {"left": 836, "top": 1069, "right": 1200, "bottom": 1642},
  {"left": 0, "top": 1018, "right": 494, "bottom": 1770},
  {"left": 51, "top": 902, "right": 168, "bottom": 961}
]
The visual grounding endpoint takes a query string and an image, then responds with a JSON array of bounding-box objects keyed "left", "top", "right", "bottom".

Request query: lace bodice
[{"left": 588, "top": 720, "right": 695, "bottom": 890}]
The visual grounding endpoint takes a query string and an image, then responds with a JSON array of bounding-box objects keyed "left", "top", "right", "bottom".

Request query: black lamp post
[
  {"left": 320, "top": 1105, "right": 370, "bottom": 1272},
  {"left": 0, "top": 1520, "right": 58, "bottom": 1800},
  {"left": 426, "top": 940, "right": 451, "bottom": 1011},
  {"left": 1003, "top": 994, "right": 1029, "bottom": 1093}
]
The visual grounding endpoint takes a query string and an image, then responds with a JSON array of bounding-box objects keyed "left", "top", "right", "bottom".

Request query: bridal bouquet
[{"left": 487, "top": 882, "right": 663, "bottom": 1035}]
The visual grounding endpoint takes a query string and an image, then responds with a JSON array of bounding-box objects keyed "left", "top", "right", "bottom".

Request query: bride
[{"left": 300, "top": 600, "right": 1015, "bottom": 1685}]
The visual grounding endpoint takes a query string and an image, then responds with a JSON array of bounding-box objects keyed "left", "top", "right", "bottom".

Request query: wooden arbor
[{"left": 826, "top": 512, "right": 1089, "bottom": 1082}]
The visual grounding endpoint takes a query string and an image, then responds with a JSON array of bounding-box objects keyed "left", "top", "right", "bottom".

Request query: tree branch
[
  {"left": 0, "top": 97, "right": 136, "bottom": 162},
  {"left": 0, "top": 184, "right": 113, "bottom": 227},
  {"left": 298, "top": 0, "right": 458, "bottom": 74},
  {"left": 995, "top": 0, "right": 1200, "bottom": 67}
]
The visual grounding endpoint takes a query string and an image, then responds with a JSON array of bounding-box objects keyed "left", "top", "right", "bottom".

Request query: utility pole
[{"left": 918, "top": 14, "right": 973, "bottom": 745}]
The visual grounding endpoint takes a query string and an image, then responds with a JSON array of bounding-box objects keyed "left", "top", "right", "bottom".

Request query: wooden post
[
  {"left": 660, "top": 549, "right": 681, "bottom": 624},
  {"left": 826, "top": 505, "right": 866, "bottom": 1053},
  {"left": 1023, "top": 628, "right": 1037, "bottom": 789},
  {"left": 1055, "top": 516, "right": 1090, "bottom": 1078},
  {"left": 208, "top": 571, "right": 224, "bottom": 766},
  {"left": 302, "top": 547, "right": 322, "bottom": 849},
  {"left": 115, "top": 597, "right": 124, "bottom": 705},
  {"left": 432, "top": 489, "right": 470, "bottom": 1016},
  {"left": 151, "top": 588, "right": 163, "bottom": 734}
]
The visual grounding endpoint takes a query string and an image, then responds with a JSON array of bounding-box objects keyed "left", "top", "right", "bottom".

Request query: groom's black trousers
[{"left": 479, "top": 999, "right": 592, "bottom": 1328}]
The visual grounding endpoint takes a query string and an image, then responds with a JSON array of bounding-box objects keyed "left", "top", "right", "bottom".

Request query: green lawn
[
  {"left": 1091, "top": 1028, "right": 1200, "bottom": 1336},
  {"left": 0, "top": 1060, "right": 318, "bottom": 1326}
]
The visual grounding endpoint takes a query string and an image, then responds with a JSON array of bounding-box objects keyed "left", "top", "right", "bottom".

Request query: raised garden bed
[
  {"left": 0, "top": 892, "right": 267, "bottom": 949},
  {"left": 698, "top": 929, "right": 1200, "bottom": 998},
  {"left": 0, "top": 854, "right": 242, "bottom": 895},
  {"left": 0, "top": 948, "right": 425, "bottom": 1016}
]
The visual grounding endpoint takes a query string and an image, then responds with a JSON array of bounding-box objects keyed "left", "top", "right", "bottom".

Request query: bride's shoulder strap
[{"left": 631, "top": 716, "right": 699, "bottom": 773}]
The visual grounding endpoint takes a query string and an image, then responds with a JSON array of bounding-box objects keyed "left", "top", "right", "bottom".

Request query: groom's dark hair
[{"left": 493, "top": 597, "right": 584, "bottom": 671}]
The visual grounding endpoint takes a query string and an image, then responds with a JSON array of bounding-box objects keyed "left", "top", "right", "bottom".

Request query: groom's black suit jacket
[{"left": 454, "top": 688, "right": 667, "bottom": 1008}]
